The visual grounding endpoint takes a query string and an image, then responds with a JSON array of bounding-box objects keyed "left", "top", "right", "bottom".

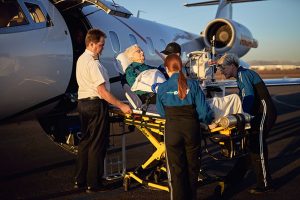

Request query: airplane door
[
  {"left": 50, "top": 0, "right": 131, "bottom": 96},
  {"left": 51, "top": 0, "right": 132, "bottom": 18},
  {"left": 51, "top": 0, "right": 133, "bottom": 100},
  {"left": 0, "top": 0, "right": 73, "bottom": 120}
]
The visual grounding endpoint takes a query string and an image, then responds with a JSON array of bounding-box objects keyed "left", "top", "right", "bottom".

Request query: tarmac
[{"left": 0, "top": 85, "right": 299, "bottom": 200}]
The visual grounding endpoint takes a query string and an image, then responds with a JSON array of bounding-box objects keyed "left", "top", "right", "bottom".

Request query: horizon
[
  {"left": 115, "top": 0, "right": 300, "bottom": 64},
  {"left": 248, "top": 60, "right": 300, "bottom": 66}
]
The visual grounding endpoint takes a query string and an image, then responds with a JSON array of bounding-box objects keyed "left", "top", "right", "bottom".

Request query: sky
[{"left": 115, "top": 0, "right": 300, "bottom": 63}]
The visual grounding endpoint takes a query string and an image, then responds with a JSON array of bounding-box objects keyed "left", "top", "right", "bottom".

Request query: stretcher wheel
[{"left": 123, "top": 176, "right": 130, "bottom": 191}]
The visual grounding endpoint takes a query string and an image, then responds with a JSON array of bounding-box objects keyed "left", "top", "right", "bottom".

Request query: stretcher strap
[{"left": 234, "top": 113, "right": 246, "bottom": 133}]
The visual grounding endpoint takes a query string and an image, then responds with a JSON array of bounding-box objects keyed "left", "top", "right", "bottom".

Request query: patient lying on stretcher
[
  {"left": 116, "top": 45, "right": 243, "bottom": 128},
  {"left": 120, "top": 44, "right": 166, "bottom": 103}
]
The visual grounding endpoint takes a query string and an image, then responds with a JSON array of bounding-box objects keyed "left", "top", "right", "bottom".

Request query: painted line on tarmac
[{"left": 272, "top": 95, "right": 300, "bottom": 109}]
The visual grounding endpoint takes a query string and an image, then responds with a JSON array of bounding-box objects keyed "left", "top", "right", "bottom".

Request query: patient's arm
[
  {"left": 125, "top": 65, "right": 137, "bottom": 87},
  {"left": 125, "top": 63, "right": 155, "bottom": 87}
]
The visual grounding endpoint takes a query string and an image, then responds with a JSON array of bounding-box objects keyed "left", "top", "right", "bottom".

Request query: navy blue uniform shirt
[
  {"left": 156, "top": 73, "right": 213, "bottom": 124},
  {"left": 237, "top": 66, "right": 263, "bottom": 114}
]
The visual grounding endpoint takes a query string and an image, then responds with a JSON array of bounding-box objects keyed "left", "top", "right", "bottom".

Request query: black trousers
[
  {"left": 225, "top": 103, "right": 277, "bottom": 189},
  {"left": 165, "top": 106, "right": 200, "bottom": 200},
  {"left": 74, "top": 98, "right": 109, "bottom": 188}
]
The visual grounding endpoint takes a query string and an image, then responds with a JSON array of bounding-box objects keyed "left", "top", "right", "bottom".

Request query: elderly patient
[
  {"left": 118, "top": 45, "right": 243, "bottom": 127},
  {"left": 123, "top": 44, "right": 165, "bottom": 103}
]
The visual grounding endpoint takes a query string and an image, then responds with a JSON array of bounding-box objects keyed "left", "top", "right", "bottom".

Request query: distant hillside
[{"left": 246, "top": 60, "right": 300, "bottom": 66}]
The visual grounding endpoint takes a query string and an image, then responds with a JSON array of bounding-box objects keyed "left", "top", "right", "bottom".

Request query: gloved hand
[{"left": 151, "top": 83, "right": 161, "bottom": 93}]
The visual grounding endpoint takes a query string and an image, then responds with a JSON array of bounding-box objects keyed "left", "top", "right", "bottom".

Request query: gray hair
[
  {"left": 124, "top": 44, "right": 141, "bottom": 62},
  {"left": 217, "top": 53, "right": 239, "bottom": 67}
]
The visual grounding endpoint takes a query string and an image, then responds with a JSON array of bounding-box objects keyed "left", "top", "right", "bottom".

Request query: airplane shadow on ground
[
  {"left": 272, "top": 93, "right": 300, "bottom": 116},
  {"left": 268, "top": 117, "right": 300, "bottom": 189}
]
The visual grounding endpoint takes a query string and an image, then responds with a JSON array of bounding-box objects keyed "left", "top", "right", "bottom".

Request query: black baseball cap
[{"left": 160, "top": 42, "right": 181, "bottom": 55}]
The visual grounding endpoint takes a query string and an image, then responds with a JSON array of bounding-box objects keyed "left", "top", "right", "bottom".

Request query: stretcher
[
  {"left": 111, "top": 49, "right": 252, "bottom": 191},
  {"left": 110, "top": 106, "right": 251, "bottom": 192}
]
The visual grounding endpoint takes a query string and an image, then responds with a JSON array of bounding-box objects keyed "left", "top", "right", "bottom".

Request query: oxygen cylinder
[{"left": 219, "top": 113, "right": 252, "bottom": 128}]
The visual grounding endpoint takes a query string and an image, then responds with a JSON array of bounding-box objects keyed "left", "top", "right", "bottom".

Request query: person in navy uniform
[
  {"left": 159, "top": 42, "right": 182, "bottom": 79},
  {"left": 217, "top": 53, "right": 277, "bottom": 195},
  {"left": 156, "top": 54, "right": 213, "bottom": 200}
]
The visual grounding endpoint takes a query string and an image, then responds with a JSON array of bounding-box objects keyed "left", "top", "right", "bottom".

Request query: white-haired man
[{"left": 216, "top": 53, "right": 277, "bottom": 195}]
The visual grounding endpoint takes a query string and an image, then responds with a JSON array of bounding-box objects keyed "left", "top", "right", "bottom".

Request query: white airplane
[
  {"left": 0, "top": 0, "right": 257, "bottom": 121},
  {"left": 0, "top": 0, "right": 299, "bottom": 126}
]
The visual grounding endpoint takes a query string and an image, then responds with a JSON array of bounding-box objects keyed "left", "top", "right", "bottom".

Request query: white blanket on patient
[
  {"left": 208, "top": 94, "right": 243, "bottom": 123},
  {"left": 131, "top": 69, "right": 166, "bottom": 93}
]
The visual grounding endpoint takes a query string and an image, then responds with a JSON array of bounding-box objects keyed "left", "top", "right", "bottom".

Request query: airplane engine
[{"left": 203, "top": 18, "right": 258, "bottom": 57}]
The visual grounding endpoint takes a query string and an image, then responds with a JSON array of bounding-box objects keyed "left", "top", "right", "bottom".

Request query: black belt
[{"left": 79, "top": 96, "right": 101, "bottom": 101}]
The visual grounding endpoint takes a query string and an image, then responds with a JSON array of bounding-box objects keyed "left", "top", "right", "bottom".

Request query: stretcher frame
[{"left": 110, "top": 109, "right": 250, "bottom": 192}]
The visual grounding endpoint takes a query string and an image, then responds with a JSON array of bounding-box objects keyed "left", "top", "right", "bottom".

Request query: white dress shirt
[{"left": 76, "top": 49, "right": 110, "bottom": 99}]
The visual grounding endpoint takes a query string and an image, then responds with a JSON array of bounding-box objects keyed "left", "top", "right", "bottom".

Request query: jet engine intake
[{"left": 203, "top": 18, "right": 258, "bottom": 57}]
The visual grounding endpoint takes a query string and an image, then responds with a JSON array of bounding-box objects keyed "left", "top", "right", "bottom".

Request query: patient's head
[{"left": 124, "top": 44, "right": 145, "bottom": 64}]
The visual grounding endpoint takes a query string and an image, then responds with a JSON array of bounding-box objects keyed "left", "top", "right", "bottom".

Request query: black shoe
[
  {"left": 248, "top": 186, "right": 274, "bottom": 194},
  {"left": 85, "top": 185, "right": 106, "bottom": 193},
  {"left": 74, "top": 182, "right": 86, "bottom": 189}
]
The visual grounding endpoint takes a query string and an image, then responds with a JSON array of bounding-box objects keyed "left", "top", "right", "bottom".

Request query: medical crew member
[
  {"left": 75, "top": 29, "right": 131, "bottom": 193},
  {"left": 159, "top": 42, "right": 182, "bottom": 79},
  {"left": 156, "top": 54, "right": 213, "bottom": 200},
  {"left": 217, "top": 53, "right": 277, "bottom": 194}
]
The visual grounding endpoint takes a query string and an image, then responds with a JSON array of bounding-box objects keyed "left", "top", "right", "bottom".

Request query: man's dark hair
[{"left": 85, "top": 28, "right": 106, "bottom": 47}]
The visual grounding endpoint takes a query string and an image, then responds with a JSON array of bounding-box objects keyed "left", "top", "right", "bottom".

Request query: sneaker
[{"left": 248, "top": 186, "right": 274, "bottom": 194}]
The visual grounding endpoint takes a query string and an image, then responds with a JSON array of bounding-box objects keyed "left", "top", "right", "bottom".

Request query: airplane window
[
  {"left": 146, "top": 37, "right": 155, "bottom": 55},
  {"left": 160, "top": 39, "right": 167, "bottom": 49},
  {"left": 0, "top": 1, "right": 28, "bottom": 28},
  {"left": 109, "top": 31, "right": 121, "bottom": 53},
  {"left": 24, "top": 3, "right": 46, "bottom": 23},
  {"left": 129, "top": 34, "right": 138, "bottom": 45}
]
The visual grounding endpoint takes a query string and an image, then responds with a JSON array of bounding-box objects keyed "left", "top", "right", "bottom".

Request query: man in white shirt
[{"left": 75, "top": 29, "right": 131, "bottom": 193}]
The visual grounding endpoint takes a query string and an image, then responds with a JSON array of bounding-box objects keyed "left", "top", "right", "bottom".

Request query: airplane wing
[
  {"left": 262, "top": 78, "right": 300, "bottom": 86},
  {"left": 184, "top": 0, "right": 266, "bottom": 21},
  {"left": 184, "top": 0, "right": 266, "bottom": 7},
  {"left": 218, "top": 78, "right": 300, "bottom": 88}
]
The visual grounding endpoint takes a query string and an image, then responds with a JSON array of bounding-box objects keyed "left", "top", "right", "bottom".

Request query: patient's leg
[{"left": 208, "top": 94, "right": 243, "bottom": 123}]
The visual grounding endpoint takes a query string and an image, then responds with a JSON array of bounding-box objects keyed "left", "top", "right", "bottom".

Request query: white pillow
[{"left": 116, "top": 53, "right": 132, "bottom": 74}]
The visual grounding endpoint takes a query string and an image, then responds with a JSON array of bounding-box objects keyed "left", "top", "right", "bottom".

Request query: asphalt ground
[{"left": 0, "top": 85, "right": 299, "bottom": 200}]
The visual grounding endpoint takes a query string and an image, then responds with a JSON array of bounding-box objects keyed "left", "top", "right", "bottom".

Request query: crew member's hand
[
  {"left": 208, "top": 122, "right": 217, "bottom": 130},
  {"left": 120, "top": 103, "right": 132, "bottom": 114}
]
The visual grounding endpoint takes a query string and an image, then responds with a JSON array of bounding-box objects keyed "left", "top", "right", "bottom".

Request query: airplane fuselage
[
  {"left": 0, "top": 0, "right": 262, "bottom": 121},
  {"left": 0, "top": 0, "right": 73, "bottom": 120},
  {"left": 0, "top": 0, "right": 202, "bottom": 121}
]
